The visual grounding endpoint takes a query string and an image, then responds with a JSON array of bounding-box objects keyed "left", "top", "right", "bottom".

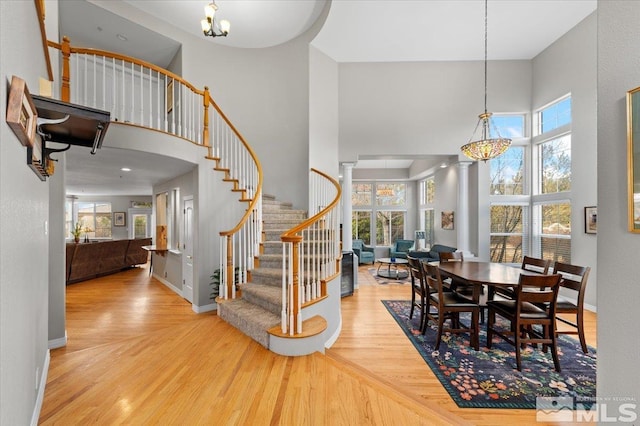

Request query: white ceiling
[{"left": 58, "top": 0, "right": 597, "bottom": 195}]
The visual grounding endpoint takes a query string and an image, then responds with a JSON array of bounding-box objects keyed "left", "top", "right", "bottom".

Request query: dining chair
[
  {"left": 552, "top": 262, "right": 591, "bottom": 353},
  {"left": 424, "top": 263, "right": 480, "bottom": 351},
  {"left": 439, "top": 251, "right": 487, "bottom": 322},
  {"left": 487, "top": 273, "right": 563, "bottom": 372},
  {"left": 407, "top": 256, "right": 431, "bottom": 333},
  {"left": 491, "top": 256, "right": 551, "bottom": 301}
]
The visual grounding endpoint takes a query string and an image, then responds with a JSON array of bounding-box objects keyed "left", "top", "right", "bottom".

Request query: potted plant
[
  {"left": 71, "top": 222, "right": 82, "bottom": 243},
  {"left": 210, "top": 267, "right": 243, "bottom": 301}
]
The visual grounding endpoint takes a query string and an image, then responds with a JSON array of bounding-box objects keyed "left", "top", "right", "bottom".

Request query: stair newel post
[
  {"left": 202, "top": 86, "right": 210, "bottom": 154},
  {"left": 226, "top": 235, "right": 234, "bottom": 299},
  {"left": 291, "top": 237, "right": 302, "bottom": 334},
  {"left": 61, "top": 36, "right": 71, "bottom": 102}
]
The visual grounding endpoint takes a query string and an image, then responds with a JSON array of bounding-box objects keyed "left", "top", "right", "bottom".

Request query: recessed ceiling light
[
  {"left": 440, "top": 163, "right": 448, "bottom": 168},
  {"left": 121, "top": 167, "right": 131, "bottom": 172},
  {"left": 116, "top": 33, "right": 128, "bottom": 42}
]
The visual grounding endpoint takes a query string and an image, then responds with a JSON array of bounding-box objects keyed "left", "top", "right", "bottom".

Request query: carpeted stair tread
[
  {"left": 217, "top": 299, "right": 280, "bottom": 348},
  {"left": 242, "top": 283, "right": 282, "bottom": 314}
]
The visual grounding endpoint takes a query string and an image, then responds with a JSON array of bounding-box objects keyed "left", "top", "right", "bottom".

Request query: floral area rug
[
  {"left": 382, "top": 300, "right": 597, "bottom": 409},
  {"left": 367, "top": 268, "right": 411, "bottom": 285}
]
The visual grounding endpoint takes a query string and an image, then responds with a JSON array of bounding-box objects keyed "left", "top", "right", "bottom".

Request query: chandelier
[
  {"left": 201, "top": 1, "right": 230, "bottom": 38},
  {"left": 460, "top": 0, "right": 511, "bottom": 162}
]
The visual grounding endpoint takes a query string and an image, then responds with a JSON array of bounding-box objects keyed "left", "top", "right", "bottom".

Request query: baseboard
[
  {"left": 48, "top": 331, "right": 67, "bottom": 349},
  {"left": 324, "top": 316, "right": 342, "bottom": 349},
  {"left": 30, "top": 350, "right": 50, "bottom": 426},
  {"left": 193, "top": 302, "right": 217, "bottom": 313},
  {"left": 584, "top": 302, "right": 596, "bottom": 313},
  {"left": 153, "top": 274, "right": 183, "bottom": 297}
]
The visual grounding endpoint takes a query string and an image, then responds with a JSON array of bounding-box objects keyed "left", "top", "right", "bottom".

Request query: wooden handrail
[
  {"left": 281, "top": 168, "right": 341, "bottom": 241},
  {"left": 48, "top": 39, "right": 205, "bottom": 97},
  {"left": 35, "top": 0, "right": 53, "bottom": 81}
]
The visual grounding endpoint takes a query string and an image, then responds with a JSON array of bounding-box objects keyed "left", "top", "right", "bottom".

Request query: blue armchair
[
  {"left": 390, "top": 239, "right": 414, "bottom": 259},
  {"left": 352, "top": 239, "right": 375, "bottom": 264}
]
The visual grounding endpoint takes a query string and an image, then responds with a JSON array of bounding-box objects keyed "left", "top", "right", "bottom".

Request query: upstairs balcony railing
[
  {"left": 280, "top": 169, "right": 341, "bottom": 335},
  {"left": 47, "top": 36, "right": 262, "bottom": 301}
]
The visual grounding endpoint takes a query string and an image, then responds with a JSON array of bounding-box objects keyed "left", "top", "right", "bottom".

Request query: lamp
[
  {"left": 460, "top": 0, "right": 511, "bottom": 162},
  {"left": 201, "top": 1, "right": 230, "bottom": 38}
]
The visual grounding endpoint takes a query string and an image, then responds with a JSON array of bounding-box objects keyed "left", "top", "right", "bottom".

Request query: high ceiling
[{"left": 58, "top": 0, "right": 597, "bottom": 195}]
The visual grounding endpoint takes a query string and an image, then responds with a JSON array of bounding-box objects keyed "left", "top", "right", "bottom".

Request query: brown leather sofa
[{"left": 66, "top": 238, "right": 151, "bottom": 284}]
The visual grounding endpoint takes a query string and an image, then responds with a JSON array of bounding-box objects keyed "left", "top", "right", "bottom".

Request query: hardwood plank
[{"left": 39, "top": 263, "right": 597, "bottom": 425}]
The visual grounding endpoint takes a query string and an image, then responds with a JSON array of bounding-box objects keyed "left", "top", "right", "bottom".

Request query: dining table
[{"left": 435, "top": 261, "right": 543, "bottom": 348}]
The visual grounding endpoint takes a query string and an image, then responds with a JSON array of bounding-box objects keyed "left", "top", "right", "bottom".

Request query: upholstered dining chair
[
  {"left": 551, "top": 262, "right": 591, "bottom": 353},
  {"left": 407, "top": 256, "right": 431, "bottom": 333},
  {"left": 487, "top": 273, "right": 563, "bottom": 372},
  {"left": 424, "top": 263, "right": 480, "bottom": 351}
]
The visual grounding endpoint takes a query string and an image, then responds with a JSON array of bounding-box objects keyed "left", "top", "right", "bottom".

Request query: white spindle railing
[
  {"left": 280, "top": 169, "right": 341, "bottom": 335},
  {"left": 47, "top": 37, "right": 263, "bottom": 304}
]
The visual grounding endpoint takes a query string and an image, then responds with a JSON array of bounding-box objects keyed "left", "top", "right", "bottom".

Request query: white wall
[
  {"left": 1, "top": 1, "right": 54, "bottom": 423},
  {"left": 338, "top": 60, "right": 531, "bottom": 162},
  {"left": 532, "top": 12, "right": 598, "bottom": 309},
  {"left": 596, "top": 0, "right": 640, "bottom": 405}
]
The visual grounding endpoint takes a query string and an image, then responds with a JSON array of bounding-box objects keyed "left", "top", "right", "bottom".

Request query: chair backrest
[
  {"left": 407, "top": 256, "right": 427, "bottom": 289},
  {"left": 552, "top": 261, "right": 591, "bottom": 300},
  {"left": 515, "top": 273, "right": 562, "bottom": 315},
  {"left": 352, "top": 239, "right": 364, "bottom": 250},
  {"left": 425, "top": 263, "right": 445, "bottom": 296},
  {"left": 521, "top": 256, "right": 550, "bottom": 274},
  {"left": 393, "top": 239, "right": 414, "bottom": 253},
  {"left": 439, "top": 251, "right": 463, "bottom": 262}
]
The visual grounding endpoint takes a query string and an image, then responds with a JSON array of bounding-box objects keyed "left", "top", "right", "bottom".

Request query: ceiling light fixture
[
  {"left": 121, "top": 167, "right": 131, "bottom": 172},
  {"left": 201, "top": 1, "right": 230, "bottom": 38},
  {"left": 460, "top": 0, "right": 511, "bottom": 162}
]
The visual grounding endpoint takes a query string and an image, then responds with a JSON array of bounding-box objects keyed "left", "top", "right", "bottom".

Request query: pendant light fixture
[{"left": 460, "top": 0, "right": 511, "bottom": 162}]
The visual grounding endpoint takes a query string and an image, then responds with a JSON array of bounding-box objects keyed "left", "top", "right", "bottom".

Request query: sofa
[
  {"left": 66, "top": 238, "right": 152, "bottom": 284},
  {"left": 352, "top": 239, "right": 375, "bottom": 264},
  {"left": 389, "top": 239, "right": 415, "bottom": 259},
  {"left": 407, "top": 244, "right": 457, "bottom": 262}
]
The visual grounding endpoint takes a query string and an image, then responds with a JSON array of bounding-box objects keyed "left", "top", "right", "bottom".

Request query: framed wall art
[
  {"left": 441, "top": 211, "right": 454, "bottom": 230},
  {"left": 628, "top": 86, "right": 640, "bottom": 232},
  {"left": 584, "top": 206, "right": 597, "bottom": 234},
  {"left": 114, "top": 212, "right": 126, "bottom": 227},
  {"left": 6, "top": 75, "right": 37, "bottom": 148}
]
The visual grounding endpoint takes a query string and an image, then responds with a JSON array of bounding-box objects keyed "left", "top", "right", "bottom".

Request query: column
[
  {"left": 341, "top": 163, "right": 355, "bottom": 252},
  {"left": 457, "top": 161, "right": 473, "bottom": 257}
]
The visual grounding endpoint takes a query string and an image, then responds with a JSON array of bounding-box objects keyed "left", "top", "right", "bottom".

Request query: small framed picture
[
  {"left": 114, "top": 212, "right": 126, "bottom": 227},
  {"left": 584, "top": 206, "right": 597, "bottom": 234},
  {"left": 6, "top": 75, "right": 37, "bottom": 148},
  {"left": 441, "top": 211, "right": 454, "bottom": 230}
]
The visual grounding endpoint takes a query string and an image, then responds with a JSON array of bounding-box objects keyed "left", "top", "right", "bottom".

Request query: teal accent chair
[
  {"left": 352, "top": 239, "right": 375, "bottom": 264},
  {"left": 390, "top": 239, "right": 414, "bottom": 259}
]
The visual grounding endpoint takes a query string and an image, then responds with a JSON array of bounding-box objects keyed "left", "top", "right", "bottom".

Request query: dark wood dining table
[{"left": 435, "top": 261, "right": 543, "bottom": 348}]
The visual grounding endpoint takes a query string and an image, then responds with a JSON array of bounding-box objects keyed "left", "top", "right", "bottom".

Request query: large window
[
  {"left": 489, "top": 114, "right": 528, "bottom": 263},
  {"left": 75, "top": 201, "right": 112, "bottom": 239},
  {"left": 533, "top": 95, "right": 572, "bottom": 261},
  {"left": 351, "top": 182, "right": 407, "bottom": 246},
  {"left": 423, "top": 208, "right": 435, "bottom": 247}
]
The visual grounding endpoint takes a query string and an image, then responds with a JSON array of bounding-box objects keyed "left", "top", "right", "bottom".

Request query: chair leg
[
  {"left": 409, "top": 290, "right": 416, "bottom": 320},
  {"left": 514, "top": 324, "right": 522, "bottom": 371},
  {"left": 577, "top": 312, "right": 588, "bottom": 354},
  {"left": 486, "top": 309, "right": 494, "bottom": 348},
  {"left": 550, "top": 327, "right": 562, "bottom": 372},
  {"left": 435, "top": 314, "right": 445, "bottom": 350},
  {"left": 471, "top": 310, "right": 479, "bottom": 351}
]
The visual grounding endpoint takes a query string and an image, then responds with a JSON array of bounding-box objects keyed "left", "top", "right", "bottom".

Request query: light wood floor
[{"left": 39, "top": 263, "right": 596, "bottom": 425}]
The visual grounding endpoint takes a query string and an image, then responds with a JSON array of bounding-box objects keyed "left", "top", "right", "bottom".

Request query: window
[
  {"left": 376, "top": 183, "right": 406, "bottom": 206},
  {"left": 539, "top": 97, "right": 571, "bottom": 134},
  {"left": 423, "top": 208, "right": 435, "bottom": 247},
  {"left": 352, "top": 211, "right": 372, "bottom": 244},
  {"left": 532, "top": 95, "right": 572, "bottom": 261},
  {"left": 490, "top": 146, "right": 525, "bottom": 196},
  {"left": 376, "top": 211, "right": 405, "bottom": 246},
  {"left": 490, "top": 204, "right": 528, "bottom": 263},
  {"left": 76, "top": 202, "right": 112, "bottom": 239},
  {"left": 419, "top": 177, "right": 434, "bottom": 205},
  {"left": 490, "top": 114, "right": 525, "bottom": 139},
  {"left": 539, "top": 134, "right": 571, "bottom": 194},
  {"left": 538, "top": 202, "right": 571, "bottom": 263},
  {"left": 351, "top": 181, "right": 407, "bottom": 246}
]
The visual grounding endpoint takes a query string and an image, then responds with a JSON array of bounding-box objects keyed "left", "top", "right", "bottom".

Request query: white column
[
  {"left": 457, "top": 161, "right": 473, "bottom": 257},
  {"left": 341, "top": 163, "right": 355, "bottom": 251}
]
